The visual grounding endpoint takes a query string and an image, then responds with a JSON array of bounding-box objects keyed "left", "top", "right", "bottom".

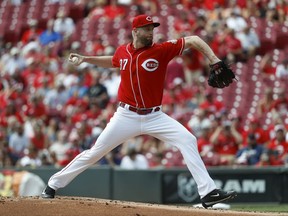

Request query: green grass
[{"left": 231, "top": 204, "right": 288, "bottom": 213}]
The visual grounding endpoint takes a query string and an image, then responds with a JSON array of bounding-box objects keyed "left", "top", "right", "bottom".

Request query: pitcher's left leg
[{"left": 144, "top": 112, "right": 216, "bottom": 198}]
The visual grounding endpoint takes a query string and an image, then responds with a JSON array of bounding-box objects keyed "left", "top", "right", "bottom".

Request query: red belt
[{"left": 119, "top": 102, "right": 161, "bottom": 115}]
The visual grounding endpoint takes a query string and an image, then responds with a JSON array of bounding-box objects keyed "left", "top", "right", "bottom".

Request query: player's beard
[{"left": 139, "top": 36, "right": 153, "bottom": 47}]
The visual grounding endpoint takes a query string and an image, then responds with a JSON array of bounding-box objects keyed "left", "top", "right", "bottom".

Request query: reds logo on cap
[
  {"left": 146, "top": 16, "right": 152, "bottom": 21},
  {"left": 132, "top": 15, "right": 160, "bottom": 29}
]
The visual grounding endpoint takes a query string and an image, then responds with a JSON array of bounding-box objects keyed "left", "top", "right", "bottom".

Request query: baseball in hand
[{"left": 71, "top": 57, "right": 78, "bottom": 63}]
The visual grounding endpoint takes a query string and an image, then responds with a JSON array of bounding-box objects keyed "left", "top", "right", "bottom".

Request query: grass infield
[{"left": 231, "top": 204, "right": 288, "bottom": 213}]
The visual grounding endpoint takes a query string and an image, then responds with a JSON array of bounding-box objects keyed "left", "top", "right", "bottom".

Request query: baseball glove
[{"left": 208, "top": 61, "right": 236, "bottom": 88}]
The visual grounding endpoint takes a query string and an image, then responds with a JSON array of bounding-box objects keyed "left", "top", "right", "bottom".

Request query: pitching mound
[{"left": 0, "top": 196, "right": 285, "bottom": 216}]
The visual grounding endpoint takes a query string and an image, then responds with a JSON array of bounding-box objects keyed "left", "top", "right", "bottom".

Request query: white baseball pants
[{"left": 48, "top": 106, "right": 216, "bottom": 198}]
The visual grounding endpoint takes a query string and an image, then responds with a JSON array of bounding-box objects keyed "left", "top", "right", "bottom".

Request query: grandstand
[{"left": 0, "top": 0, "right": 288, "bottom": 168}]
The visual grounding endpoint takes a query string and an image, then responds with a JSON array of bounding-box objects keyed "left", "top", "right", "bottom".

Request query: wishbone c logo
[{"left": 141, "top": 59, "right": 159, "bottom": 72}]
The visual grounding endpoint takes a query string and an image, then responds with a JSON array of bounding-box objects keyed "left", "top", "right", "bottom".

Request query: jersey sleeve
[
  {"left": 112, "top": 47, "right": 121, "bottom": 68},
  {"left": 160, "top": 38, "right": 185, "bottom": 61}
]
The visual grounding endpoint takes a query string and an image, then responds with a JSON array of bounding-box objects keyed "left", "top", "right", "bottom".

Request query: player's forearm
[
  {"left": 184, "top": 36, "right": 220, "bottom": 64},
  {"left": 83, "top": 56, "right": 114, "bottom": 68}
]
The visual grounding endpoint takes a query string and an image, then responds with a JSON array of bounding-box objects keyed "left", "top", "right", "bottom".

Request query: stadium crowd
[{"left": 0, "top": 0, "right": 288, "bottom": 169}]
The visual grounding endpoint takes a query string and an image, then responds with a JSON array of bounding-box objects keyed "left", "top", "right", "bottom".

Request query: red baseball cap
[{"left": 132, "top": 15, "right": 160, "bottom": 29}]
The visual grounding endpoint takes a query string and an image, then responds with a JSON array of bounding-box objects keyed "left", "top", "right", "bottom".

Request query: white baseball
[{"left": 71, "top": 57, "right": 78, "bottom": 63}]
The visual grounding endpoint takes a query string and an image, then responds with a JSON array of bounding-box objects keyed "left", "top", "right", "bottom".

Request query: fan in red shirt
[
  {"left": 21, "top": 19, "right": 43, "bottom": 45},
  {"left": 266, "top": 124, "right": 288, "bottom": 166},
  {"left": 210, "top": 120, "right": 243, "bottom": 165},
  {"left": 270, "top": 88, "right": 288, "bottom": 118},
  {"left": 260, "top": 53, "right": 277, "bottom": 77},
  {"left": 33, "top": 64, "right": 55, "bottom": 90},
  {"left": 242, "top": 117, "right": 269, "bottom": 146},
  {"left": 23, "top": 95, "right": 47, "bottom": 122},
  {"left": 224, "top": 28, "right": 243, "bottom": 62},
  {"left": 203, "top": 0, "right": 227, "bottom": 10},
  {"left": 0, "top": 101, "right": 24, "bottom": 127},
  {"left": 199, "top": 90, "right": 224, "bottom": 115},
  {"left": 182, "top": 48, "right": 205, "bottom": 86},
  {"left": 22, "top": 58, "right": 43, "bottom": 87},
  {"left": 30, "top": 123, "right": 49, "bottom": 151}
]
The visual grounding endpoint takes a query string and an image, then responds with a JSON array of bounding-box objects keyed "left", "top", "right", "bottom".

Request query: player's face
[{"left": 136, "top": 24, "right": 154, "bottom": 46}]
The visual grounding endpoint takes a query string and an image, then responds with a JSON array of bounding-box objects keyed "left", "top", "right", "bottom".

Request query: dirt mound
[{"left": 0, "top": 196, "right": 285, "bottom": 216}]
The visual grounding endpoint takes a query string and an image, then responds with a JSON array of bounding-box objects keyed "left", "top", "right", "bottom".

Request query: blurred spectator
[
  {"left": 210, "top": 26, "right": 244, "bottom": 63},
  {"left": 6, "top": 84, "right": 28, "bottom": 110},
  {"left": 8, "top": 123, "right": 30, "bottom": 166},
  {"left": 0, "top": 100, "right": 24, "bottom": 127},
  {"left": 257, "top": 87, "right": 274, "bottom": 117},
  {"left": 266, "top": 124, "right": 288, "bottom": 166},
  {"left": 165, "top": 57, "right": 185, "bottom": 89},
  {"left": 243, "top": 117, "right": 270, "bottom": 146},
  {"left": 68, "top": 121, "right": 93, "bottom": 151},
  {"left": 21, "top": 19, "right": 43, "bottom": 45},
  {"left": 226, "top": 9, "right": 248, "bottom": 32},
  {"left": 90, "top": 37, "right": 105, "bottom": 56},
  {"left": 271, "top": 88, "right": 288, "bottom": 119},
  {"left": 21, "top": 57, "right": 43, "bottom": 87},
  {"left": 39, "top": 19, "right": 63, "bottom": 46},
  {"left": 210, "top": 120, "right": 243, "bottom": 165},
  {"left": 9, "top": 68, "right": 28, "bottom": 91},
  {"left": 224, "top": 28, "right": 244, "bottom": 62},
  {"left": 67, "top": 68, "right": 91, "bottom": 99},
  {"left": 102, "top": 69, "right": 121, "bottom": 100},
  {"left": 49, "top": 130, "right": 72, "bottom": 165},
  {"left": 197, "top": 119, "right": 222, "bottom": 166},
  {"left": 53, "top": 10, "right": 76, "bottom": 39},
  {"left": 30, "top": 121, "right": 49, "bottom": 151},
  {"left": 173, "top": 11, "right": 195, "bottom": 37},
  {"left": 265, "top": 7, "right": 284, "bottom": 24},
  {"left": 43, "top": 82, "right": 70, "bottom": 118},
  {"left": 120, "top": 147, "right": 149, "bottom": 170},
  {"left": 275, "top": 59, "right": 288, "bottom": 80},
  {"left": 85, "top": 102, "right": 102, "bottom": 126},
  {"left": 33, "top": 62, "right": 55, "bottom": 90},
  {"left": 167, "top": 78, "right": 193, "bottom": 108},
  {"left": 2, "top": 47, "right": 26, "bottom": 76},
  {"left": 98, "top": 145, "right": 122, "bottom": 167},
  {"left": 188, "top": 109, "right": 210, "bottom": 138},
  {"left": 23, "top": 95, "right": 47, "bottom": 122},
  {"left": 103, "top": 0, "right": 126, "bottom": 20},
  {"left": 203, "top": 0, "right": 227, "bottom": 10},
  {"left": 68, "top": 98, "right": 89, "bottom": 124},
  {"left": 181, "top": 49, "right": 204, "bottom": 86},
  {"left": 235, "top": 133, "right": 264, "bottom": 166},
  {"left": 236, "top": 26, "right": 260, "bottom": 58},
  {"left": 137, "top": 0, "right": 158, "bottom": 15},
  {"left": 142, "top": 136, "right": 166, "bottom": 155},
  {"left": 45, "top": 118, "right": 60, "bottom": 143},
  {"left": 230, "top": 114, "right": 245, "bottom": 137},
  {"left": 259, "top": 53, "right": 277, "bottom": 78},
  {"left": 10, "top": 0, "right": 23, "bottom": 5},
  {"left": 58, "top": 146, "right": 81, "bottom": 167},
  {"left": 17, "top": 146, "right": 42, "bottom": 168},
  {"left": 121, "top": 136, "right": 144, "bottom": 156},
  {"left": 87, "top": 0, "right": 107, "bottom": 18},
  {"left": 199, "top": 90, "right": 224, "bottom": 115},
  {"left": 88, "top": 72, "right": 110, "bottom": 109}
]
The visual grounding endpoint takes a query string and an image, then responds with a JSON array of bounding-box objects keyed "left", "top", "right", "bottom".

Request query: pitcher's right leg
[{"left": 42, "top": 107, "right": 141, "bottom": 197}]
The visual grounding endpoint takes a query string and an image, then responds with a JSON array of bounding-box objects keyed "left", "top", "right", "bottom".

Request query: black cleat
[
  {"left": 201, "top": 189, "right": 237, "bottom": 208},
  {"left": 41, "top": 185, "right": 56, "bottom": 199}
]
